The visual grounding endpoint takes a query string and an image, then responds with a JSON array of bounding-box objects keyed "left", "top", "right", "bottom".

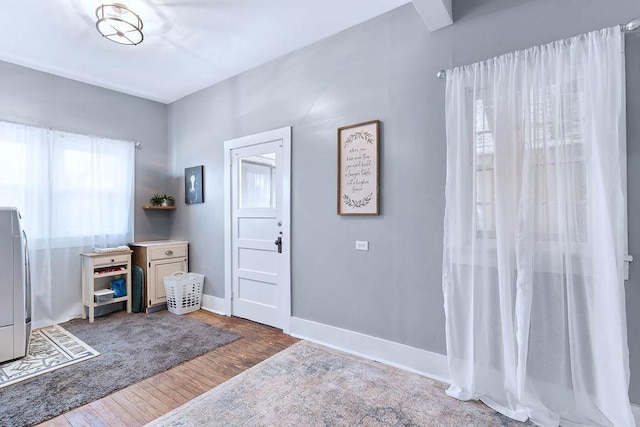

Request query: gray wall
[
  {"left": 168, "top": 0, "right": 640, "bottom": 402},
  {"left": 0, "top": 61, "right": 171, "bottom": 241},
  {"left": 168, "top": 3, "right": 450, "bottom": 352}
]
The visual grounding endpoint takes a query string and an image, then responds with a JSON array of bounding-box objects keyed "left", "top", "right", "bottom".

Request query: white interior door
[{"left": 224, "top": 127, "right": 291, "bottom": 332}]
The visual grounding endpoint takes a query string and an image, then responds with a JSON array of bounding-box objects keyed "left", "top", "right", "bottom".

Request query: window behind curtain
[
  {"left": 473, "top": 76, "right": 589, "bottom": 245},
  {"left": 0, "top": 123, "right": 134, "bottom": 247}
]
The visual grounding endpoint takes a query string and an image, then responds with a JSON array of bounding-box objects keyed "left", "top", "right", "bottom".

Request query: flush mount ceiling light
[{"left": 95, "top": 3, "right": 144, "bottom": 46}]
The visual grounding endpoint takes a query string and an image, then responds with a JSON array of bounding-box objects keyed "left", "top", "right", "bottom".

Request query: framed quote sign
[{"left": 337, "top": 120, "right": 380, "bottom": 215}]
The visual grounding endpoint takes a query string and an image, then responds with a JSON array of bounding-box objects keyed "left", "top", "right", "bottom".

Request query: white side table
[{"left": 80, "top": 250, "right": 132, "bottom": 322}]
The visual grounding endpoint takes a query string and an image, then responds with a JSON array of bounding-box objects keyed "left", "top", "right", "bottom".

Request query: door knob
[{"left": 274, "top": 236, "right": 282, "bottom": 254}]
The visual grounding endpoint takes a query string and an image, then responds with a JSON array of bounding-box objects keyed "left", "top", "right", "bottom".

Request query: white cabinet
[
  {"left": 129, "top": 241, "right": 188, "bottom": 310},
  {"left": 80, "top": 250, "right": 132, "bottom": 322}
]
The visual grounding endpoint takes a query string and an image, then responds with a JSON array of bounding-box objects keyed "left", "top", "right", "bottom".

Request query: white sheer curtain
[
  {"left": 0, "top": 121, "right": 135, "bottom": 329},
  {"left": 442, "top": 26, "right": 633, "bottom": 426}
]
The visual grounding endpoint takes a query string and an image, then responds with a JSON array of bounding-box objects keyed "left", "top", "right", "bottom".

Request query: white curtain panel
[
  {"left": 442, "top": 27, "right": 633, "bottom": 426},
  {"left": 0, "top": 121, "right": 135, "bottom": 329}
]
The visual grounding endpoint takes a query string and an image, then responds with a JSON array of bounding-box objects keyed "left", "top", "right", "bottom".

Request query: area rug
[
  {"left": 0, "top": 310, "right": 241, "bottom": 427},
  {"left": 0, "top": 324, "right": 99, "bottom": 388},
  {"left": 148, "top": 341, "right": 527, "bottom": 427}
]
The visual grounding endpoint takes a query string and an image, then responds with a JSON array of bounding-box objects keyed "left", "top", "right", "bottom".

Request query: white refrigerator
[{"left": 0, "top": 207, "right": 32, "bottom": 363}]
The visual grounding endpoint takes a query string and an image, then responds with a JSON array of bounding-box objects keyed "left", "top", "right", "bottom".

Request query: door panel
[
  {"left": 232, "top": 143, "right": 281, "bottom": 326},
  {"left": 238, "top": 218, "right": 275, "bottom": 240},
  {"left": 238, "top": 278, "right": 278, "bottom": 307},
  {"left": 238, "top": 247, "right": 278, "bottom": 274}
]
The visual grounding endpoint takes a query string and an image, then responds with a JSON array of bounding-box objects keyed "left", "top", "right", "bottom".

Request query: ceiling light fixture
[{"left": 95, "top": 3, "right": 144, "bottom": 46}]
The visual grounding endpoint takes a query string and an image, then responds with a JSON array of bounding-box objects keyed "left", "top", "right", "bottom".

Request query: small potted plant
[
  {"left": 149, "top": 193, "right": 176, "bottom": 207},
  {"left": 150, "top": 193, "right": 165, "bottom": 206}
]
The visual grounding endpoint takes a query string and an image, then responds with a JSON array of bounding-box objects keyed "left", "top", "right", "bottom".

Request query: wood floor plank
[
  {"left": 152, "top": 373, "right": 199, "bottom": 402},
  {"left": 126, "top": 384, "right": 168, "bottom": 417},
  {"left": 37, "top": 311, "right": 298, "bottom": 426},
  {"left": 141, "top": 377, "right": 189, "bottom": 408},
  {"left": 98, "top": 396, "right": 145, "bottom": 427},
  {"left": 61, "top": 410, "right": 94, "bottom": 427},
  {"left": 107, "top": 393, "right": 152, "bottom": 425},
  {"left": 41, "top": 415, "right": 73, "bottom": 427},
  {"left": 86, "top": 400, "right": 129, "bottom": 427},
  {"left": 70, "top": 406, "right": 110, "bottom": 427},
  {"left": 116, "top": 387, "right": 161, "bottom": 423}
]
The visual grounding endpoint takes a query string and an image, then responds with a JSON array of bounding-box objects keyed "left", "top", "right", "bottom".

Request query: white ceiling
[{"left": 0, "top": 0, "right": 420, "bottom": 104}]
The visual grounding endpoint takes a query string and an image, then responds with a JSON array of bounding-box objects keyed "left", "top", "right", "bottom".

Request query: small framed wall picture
[
  {"left": 337, "top": 120, "right": 380, "bottom": 215},
  {"left": 185, "top": 165, "right": 204, "bottom": 204}
]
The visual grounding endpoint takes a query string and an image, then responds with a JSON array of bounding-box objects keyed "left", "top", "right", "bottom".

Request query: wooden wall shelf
[{"left": 143, "top": 205, "right": 177, "bottom": 210}]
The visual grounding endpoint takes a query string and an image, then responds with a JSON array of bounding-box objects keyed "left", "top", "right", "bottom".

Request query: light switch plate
[{"left": 355, "top": 240, "right": 369, "bottom": 251}]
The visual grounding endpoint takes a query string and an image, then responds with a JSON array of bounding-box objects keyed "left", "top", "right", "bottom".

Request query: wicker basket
[{"left": 163, "top": 271, "right": 204, "bottom": 315}]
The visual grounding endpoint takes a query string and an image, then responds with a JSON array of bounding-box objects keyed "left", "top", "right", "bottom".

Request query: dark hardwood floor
[{"left": 38, "top": 310, "right": 299, "bottom": 427}]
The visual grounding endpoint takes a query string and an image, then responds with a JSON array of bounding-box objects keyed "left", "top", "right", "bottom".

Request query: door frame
[{"left": 223, "top": 126, "right": 292, "bottom": 333}]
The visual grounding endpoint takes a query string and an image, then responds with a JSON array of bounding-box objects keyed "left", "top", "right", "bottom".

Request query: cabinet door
[{"left": 148, "top": 258, "right": 187, "bottom": 306}]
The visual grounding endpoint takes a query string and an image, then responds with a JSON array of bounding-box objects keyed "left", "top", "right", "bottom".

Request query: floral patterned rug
[
  {"left": 149, "top": 341, "right": 527, "bottom": 426},
  {"left": 0, "top": 324, "right": 99, "bottom": 388}
]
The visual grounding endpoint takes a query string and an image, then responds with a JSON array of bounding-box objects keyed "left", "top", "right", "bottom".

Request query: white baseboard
[
  {"left": 290, "top": 317, "right": 450, "bottom": 384},
  {"left": 632, "top": 404, "right": 640, "bottom": 424},
  {"left": 200, "top": 294, "right": 228, "bottom": 316}
]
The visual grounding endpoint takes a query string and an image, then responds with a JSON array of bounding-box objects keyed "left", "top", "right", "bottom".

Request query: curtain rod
[
  {"left": 436, "top": 18, "right": 639, "bottom": 79},
  {"left": 0, "top": 118, "right": 142, "bottom": 149}
]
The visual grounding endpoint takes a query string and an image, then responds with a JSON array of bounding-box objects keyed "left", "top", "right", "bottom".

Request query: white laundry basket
[{"left": 163, "top": 271, "right": 204, "bottom": 315}]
